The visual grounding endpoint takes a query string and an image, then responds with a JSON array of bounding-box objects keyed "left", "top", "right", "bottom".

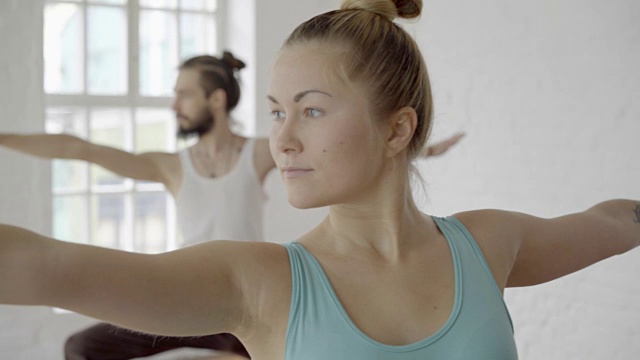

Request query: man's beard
[{"left": 177, "top": 113, "right": 214, "bottom": 139}]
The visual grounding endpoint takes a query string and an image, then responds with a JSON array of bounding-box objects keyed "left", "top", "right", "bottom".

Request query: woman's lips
[{"left": 281, "top": 167, "right": 313, "bottom": 179}]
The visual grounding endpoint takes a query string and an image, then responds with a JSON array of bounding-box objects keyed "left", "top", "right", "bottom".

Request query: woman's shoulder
[
  {"left": 452, "top": 209, "right": 522, "bottom": 236},
  {"left": 208, "top": 240, "right": 293, "bottom": 340},
  {"left": 450, "top": 210, "right": 522, "bottom": 290},
  {"left": 187, "top": 239, "right": 291, "bottom": 263},
  {"left": 167, "top": 240, "right": 292, "bottom": 282},
  {"left": 451, "top": 209, "right": 523, "bottom": 253}
]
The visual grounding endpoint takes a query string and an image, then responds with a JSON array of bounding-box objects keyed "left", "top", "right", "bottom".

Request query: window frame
[{"left": 44, "top": 0, "right": 226, "bottom": 252}]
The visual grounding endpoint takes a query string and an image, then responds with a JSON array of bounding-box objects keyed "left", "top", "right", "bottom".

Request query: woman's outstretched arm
[
  {"left": 507, "top": 199, "right": 640, "bottom": 287},
  {"left": 0, "top": 224, "right": 270, "bottom": 337},
  {"left": 457, "top": 199, "right": 640, "bottom": 289}
]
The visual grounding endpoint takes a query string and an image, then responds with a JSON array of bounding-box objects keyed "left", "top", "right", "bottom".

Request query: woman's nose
[{"left": 274, "top": 116, "right": 302, "bottom": 155}]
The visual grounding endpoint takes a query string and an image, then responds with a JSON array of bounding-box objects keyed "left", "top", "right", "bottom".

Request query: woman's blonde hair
[{"left": 284, "top": 0, "right": 432, "bottom": 160}]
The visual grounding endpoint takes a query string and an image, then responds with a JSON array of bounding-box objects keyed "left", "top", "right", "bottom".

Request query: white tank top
[{"left": 175, "top": 139, "right": 266, "bottom": 246}]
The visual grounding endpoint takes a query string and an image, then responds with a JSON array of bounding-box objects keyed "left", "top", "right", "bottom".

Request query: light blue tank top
[{"left": 282, "top": 216, "right": 518, "bottom": 360}]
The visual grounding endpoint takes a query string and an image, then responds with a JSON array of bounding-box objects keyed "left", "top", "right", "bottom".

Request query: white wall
[
  {"left": 1, "top": 0, "right": 638, "bottom": 359},
  {"left": 410, "top": 1, "right": 640, "bottom": 358},
  {"left": 225, "top": 0, "right": 256, "bottom": 136}
]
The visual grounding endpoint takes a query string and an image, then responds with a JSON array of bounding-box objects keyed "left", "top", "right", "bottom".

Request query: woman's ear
[
  {"left": 385, "top": 106, "right": 418, "bottom": 157},
  {"left": 208, "top": 88, "right": 227, "bottom": 111}
]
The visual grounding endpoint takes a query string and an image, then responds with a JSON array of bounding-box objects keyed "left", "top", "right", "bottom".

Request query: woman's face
[{"left": 268, "top": 43, "right": 387, "bottom": 209}]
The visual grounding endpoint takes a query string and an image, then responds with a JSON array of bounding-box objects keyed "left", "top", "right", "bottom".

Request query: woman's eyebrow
[
  {"left": 293, "top": 90, "right": 332, "bottom": 102},
  {"left": 267, "top": 90, "right": 333, "bottom": 105}
]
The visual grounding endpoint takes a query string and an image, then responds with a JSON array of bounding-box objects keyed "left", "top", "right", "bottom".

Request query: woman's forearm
[{"left": 588, "top": 199, "right": 640, "bottom": 250}]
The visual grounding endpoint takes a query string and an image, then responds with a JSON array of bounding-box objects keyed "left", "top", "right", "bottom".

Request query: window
[{"left": 44, "top": 0, "right": 223, "bottom": 252}]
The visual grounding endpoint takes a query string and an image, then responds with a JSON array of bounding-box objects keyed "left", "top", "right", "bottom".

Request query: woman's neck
[{"left": 311, "top": 177, "right": 432, "bottom": 262}]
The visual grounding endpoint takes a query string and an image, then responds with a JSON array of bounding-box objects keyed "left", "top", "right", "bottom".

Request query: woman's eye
[
  {"left": 305, "top": 108, "right": 323, "bottom": 118},
  {"left": 270, "top": 110, "right": 285, "bottom": 121}
]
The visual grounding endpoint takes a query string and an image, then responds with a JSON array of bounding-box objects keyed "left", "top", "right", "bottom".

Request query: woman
[{"left": 1, "top": 0, "right": 638, "bottom": 359}]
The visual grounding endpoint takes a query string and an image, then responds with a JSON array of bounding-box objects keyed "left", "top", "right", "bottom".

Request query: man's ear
[
  {"left": 385, "top": 106, "right": 418, "bottom": 157},
  {"left": 208, "top": 88, "right": 227, "bottom": 111}
]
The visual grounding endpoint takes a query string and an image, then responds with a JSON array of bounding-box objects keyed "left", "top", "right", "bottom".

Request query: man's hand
[{"left": 424, "top": 132, "right": 465, "bottom": 157}]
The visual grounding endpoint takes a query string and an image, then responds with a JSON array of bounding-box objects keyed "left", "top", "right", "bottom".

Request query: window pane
[
  {"left": 46, "top": 107, "right": 89, "bottom": 192},
  {"left": 89, "top": 108, "right": 130, "bottom": 187},
  {"left": 177, "top": 136, "right": 196, "bottom": 151},
  {"left": 139, "top": 0, "right": 177, "bottom": 9},
  {"left": 46, "top": 107, "right": 87, "bottom": 137},
  {"left": 180, "top": 13, "right": 216, "bottom": 59},
  {"left": 91, "top": 193, "right": 127, "bottom": 248},
  {"left": 53, "top": 195, "right": 88, "bottom": 244},
  {"left": 135, "top": 108, "right": 174, "bottom": 153},
  {"left": 44, "top": 3, "right": 84, "bottom": 94},
  {"left": 181, "top": 0, "right": 217, "bottom": 11},
  {"left": 88, "top": 0, "right": 127, "bottom": 4},
  {"left": 87, "top": 6, "right": 127, "bottom": 94},
  {"left": 134, "top": 192, "right": 168, "bottom": 253},
  {"left": 139, "top": 10, "right": 178, "bottom": 96}
]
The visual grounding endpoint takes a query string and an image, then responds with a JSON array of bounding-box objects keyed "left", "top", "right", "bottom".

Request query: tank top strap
[
  {"left": 282, "top": 242, "right": 341, "bottom": 344},
  {"left": 283, "top": 242, "right": 303, "bottom": 330},
  {"left": 432, "top": 217, "right": 499, "bottom": 286},
  {"left": 433, "top": 216, "right": 486, "bottom": 264},
  {"left": 282, "top": 242, "right": 324, "bottom": 313},
  {"left": 432, "top": 216, "right": 514, "bottom": 332}
]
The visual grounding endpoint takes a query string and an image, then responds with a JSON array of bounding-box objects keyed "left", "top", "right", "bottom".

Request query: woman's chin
[{"left": 287, "top": 194, "right": 328, "bottom": 210}]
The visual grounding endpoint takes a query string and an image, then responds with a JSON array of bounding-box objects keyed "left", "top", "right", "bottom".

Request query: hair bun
[
  {"left": 394, "top": 0, "right": 422, "bottom": 19},
  {"left": 341, "top": 0, "right": 422, "bottom": 21},
  {"left": 222, "top": 51, "right": 246, "bottom": 70}
]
